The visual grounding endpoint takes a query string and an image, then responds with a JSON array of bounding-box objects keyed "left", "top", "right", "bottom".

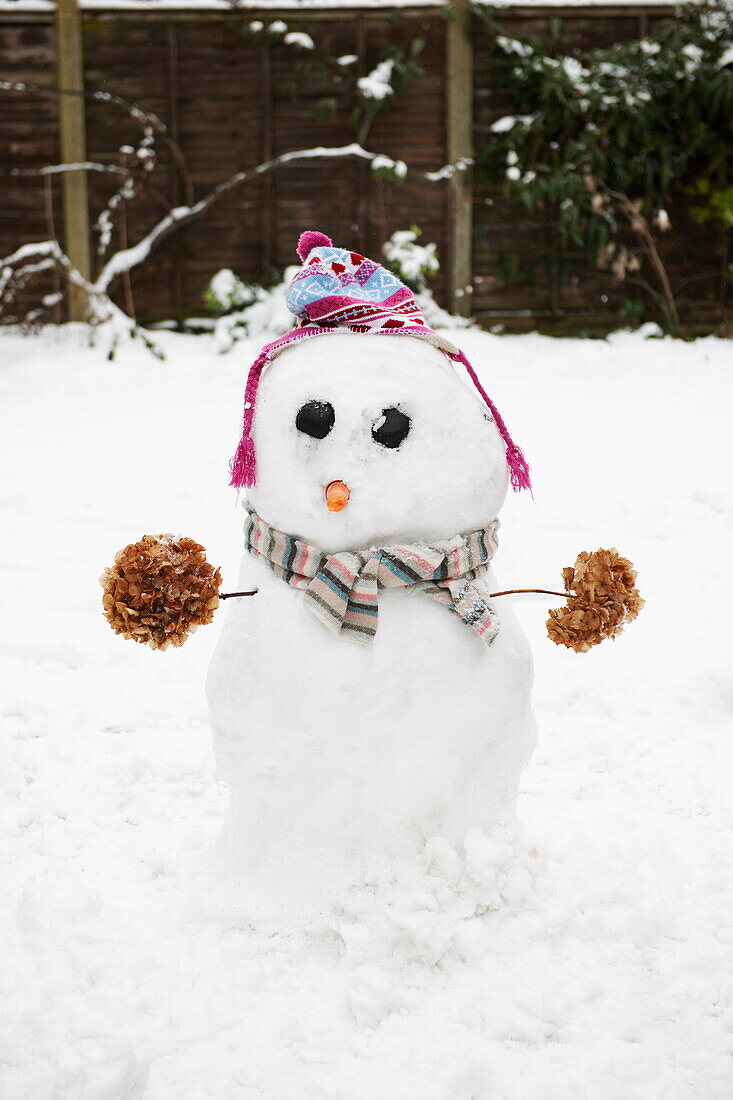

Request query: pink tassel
[
  {"left": 229, "top": 435, "right": 256, "bottom": 488},
  {"left": 229, "top": 350, "right": 269, "bottom": 488},
  {"left": 453, "top": 350, "right": 532, "bottom": 493},
  {"left": 506, "top": 441, "right": 532, "bottom": 493}
]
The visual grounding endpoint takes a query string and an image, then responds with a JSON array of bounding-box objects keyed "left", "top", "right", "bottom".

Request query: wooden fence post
[
  {"left": 56, "top": 0, "right": 91, "bottom": 321},
  {"left": 446, "top": 0, "right": 474, "bottom": 317}
]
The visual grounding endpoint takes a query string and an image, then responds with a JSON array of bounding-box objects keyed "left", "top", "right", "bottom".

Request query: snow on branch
[
  {"left": 6, "top": 163, "right": 129, "bottom": 179},
  {"left": 1, "top": 143, "right": 474, "bottom": 351},
  {"left": 425, "top": 156, "right": 474, "bottom": 182},
  {"left": 357, "top": 59, "right": 396, "bottom": 101},
  {"left": 96, "top": 142, "right": 431, "bottom": 292},
  {"left": 0, "top": 240, "right": 81, "bottom": 300}
]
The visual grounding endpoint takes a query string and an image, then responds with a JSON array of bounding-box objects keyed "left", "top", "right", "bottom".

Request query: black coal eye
[
  {"left": 295, "top": 400, "right": 335, "bottom": 440},
  {"left": 371, "top": 407, "right": 411, "bottom": 450}
]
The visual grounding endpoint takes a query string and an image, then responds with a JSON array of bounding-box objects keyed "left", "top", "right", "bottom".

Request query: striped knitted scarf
[{"left": 245, "top": 509, "right": 501, "bottom": 647}]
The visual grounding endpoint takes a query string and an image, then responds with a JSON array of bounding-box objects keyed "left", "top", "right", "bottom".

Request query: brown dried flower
[
  {"left": 546, "top": 548, "right": 644, "bottom": 653},
  {"left": 100, "top": 534, "right": 222, "bottom": 650}
]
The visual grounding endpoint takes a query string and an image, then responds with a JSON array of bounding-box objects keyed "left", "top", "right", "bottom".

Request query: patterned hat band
[{"left": 229, "top": 231, "right": 531, "bottom": 493}]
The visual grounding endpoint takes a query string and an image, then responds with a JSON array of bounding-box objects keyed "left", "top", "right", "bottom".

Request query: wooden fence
[{"left": 0, "top": 1, "right": 729, "bottom": 330}]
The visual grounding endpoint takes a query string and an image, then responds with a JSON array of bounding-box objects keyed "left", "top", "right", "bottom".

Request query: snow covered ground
[{"left": 1, "top": 323, "right": 731, "bottom": 1099}]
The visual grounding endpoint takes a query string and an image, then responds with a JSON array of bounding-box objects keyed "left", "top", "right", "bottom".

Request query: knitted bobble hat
[{"left": 229, "top": 231, "right": 531, "bottom": 492}]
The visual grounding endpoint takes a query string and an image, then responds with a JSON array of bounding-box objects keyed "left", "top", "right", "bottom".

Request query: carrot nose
[{"left": 325, "top": 480, "right": 350, "bottom": 512}]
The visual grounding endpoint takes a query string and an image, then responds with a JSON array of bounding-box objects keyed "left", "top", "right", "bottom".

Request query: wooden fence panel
[
  {"left": 364, "top": 15, "right": 449, "bottom": 301},
  {"left": 0, "top": 20, "right": 61, "bottom": 322},
  {"left": 79, "top": 11, "right": 448, "bottom": 321},
  {"left": 84, "top": 19, "right": 176, "bottom": 319},
  {"left": 268, "top": 19, "right": 361, "bottom": 273},
  {"left": 0, "top": 6, "right": 728, "bottom": 329},
  {"left": 173, "top": 22, "right": 265, "bottom": 316}
]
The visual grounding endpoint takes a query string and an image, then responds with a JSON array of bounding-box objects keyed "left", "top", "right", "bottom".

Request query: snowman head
[
  {"left": 230, "top": 232, "right": 530, "bottom": 549},
  {"left": 247, "top": 334, "right": 509, "bottom": 551}
]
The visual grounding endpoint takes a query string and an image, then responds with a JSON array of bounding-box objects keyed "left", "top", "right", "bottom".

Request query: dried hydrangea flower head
[
  {"left": 547, "top": 548, "right": 644, "bottom": 653},
  {"left": 100, "top": 534, "right": 222, "bottom": 651}
]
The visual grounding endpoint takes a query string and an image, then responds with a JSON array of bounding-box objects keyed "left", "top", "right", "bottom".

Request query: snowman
[{"left": 206, "top": 232, "right": 536, "bottom": 921}]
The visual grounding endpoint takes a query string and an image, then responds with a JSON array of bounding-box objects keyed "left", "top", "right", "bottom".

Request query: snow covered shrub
[
  {"left": 355, "top": 41, "right": 426, "bottom": 140},
  {"left": 205, "top": 267, "right": 300, "bottom": 352},
  {"left": 475, "top": 2, "right": 733, "bottom": 328},
  {"left": 383, "top": 227, "right": 439, "bottom": 292},
  {"left": 244, "top": 19, "right": 315, "bottom": 53},
  {"left": 369, "top": 155, "right": 408, "bottom": 183},
  {"left": 241, "top": 19, "right": 425, "bottom": 146},
  {"left": 204, "top": 235, "right": 470, "bottom": 353},
  {"left": 204, "top": 269, "right": 265, "bottom": 315},
  {"left": 383, "top": 228, "right": 473, "bottom": 332}
]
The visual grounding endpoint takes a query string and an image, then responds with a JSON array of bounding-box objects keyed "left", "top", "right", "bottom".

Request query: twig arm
[
  {"left": 218, "top": 587, "right": 567, "bottom": 602},
  {"left": 489, "top": 588, "right": 569, "bottom": 599}
]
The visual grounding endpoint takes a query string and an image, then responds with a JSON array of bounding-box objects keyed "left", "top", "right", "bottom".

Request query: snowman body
[{"left": 207, "top": 335, "right": 536, "bottom": 917}]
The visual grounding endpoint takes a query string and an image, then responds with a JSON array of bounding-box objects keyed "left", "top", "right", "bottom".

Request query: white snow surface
[{"left": 1, "top": 324, "right": 732, "bottom": 1099}]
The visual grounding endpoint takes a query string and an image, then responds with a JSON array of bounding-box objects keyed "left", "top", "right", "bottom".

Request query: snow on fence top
[
  {"left": 0, "top": 0, "right": 684, "bottom": 12},
  {"left": 1, "top": 1, "right": 441, "bottom": 11}
]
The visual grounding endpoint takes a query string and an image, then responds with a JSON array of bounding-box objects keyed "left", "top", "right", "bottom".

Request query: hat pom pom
[{"left": 296, "top": 230, "right": 332, "bottom": 262}]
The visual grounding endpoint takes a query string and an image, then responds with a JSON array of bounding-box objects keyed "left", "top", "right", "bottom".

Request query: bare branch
[
  {"left": 1, "top": 143, "right": 469, "bottom": 349},
  {"left": 42, "top": 174, "right": 62, "bottom": 325},
  {"left": 0, "top": 241, "right": 71, "bottom": 301},
  {"left": 96, "top": 143, "right": 390, "bottom": 293},
  {"left": 673, "top": 269, "right": 724, "bottom": 294},
  {"left": 623, "top": 276, "right": 670, "bottom": 318},
  {"left": 0, "top": 78, "right": 167, "bottom": 133},
  {"left": 0, "top": 77, "right": 194, "bottom": 206},
  {"left": 601, "top": 184, "right": 680, "bottom": 326}
]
